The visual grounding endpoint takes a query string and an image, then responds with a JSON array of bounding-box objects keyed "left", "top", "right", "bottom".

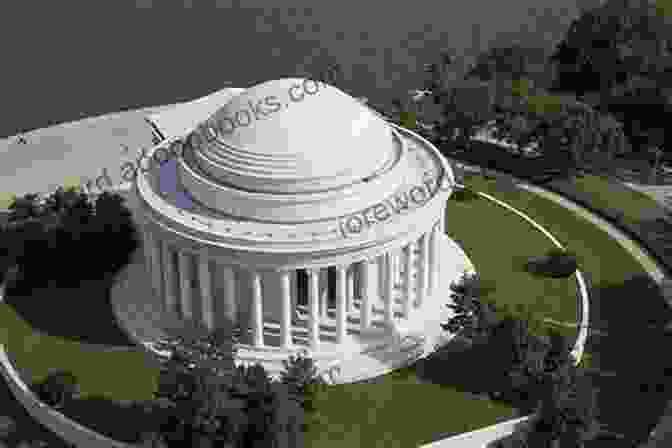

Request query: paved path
[
  {"left": 0, "top": 103, "right": 179, "bottom": 203},
  {"left": 616, "top": 182, "right": 672, "bottom": 447},
  {"left": 451, "top": 160, "right": 672, "bottom": 447}
]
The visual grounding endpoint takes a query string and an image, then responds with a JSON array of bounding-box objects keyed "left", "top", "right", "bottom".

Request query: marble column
[
  {"left": 335, "top": 265, "right": 347, "bottom": 343},
  {"left": 178, "top": 252, "right": 192, "bottom": 320},
  {"left": 162, "top": 242, "right": 178, "bottom": 314},
  {"left": 403, "top": 244, "right": 414, "bottom": 317},
  {"left": 279, "top": 269, "right": 292, "bottom": 349},
  {"left": 319, "top": 268, "right": 328, "bottom": 318},
  {"left": 250, "top": 270, "right": 264, "bottom": 347},
  {"left": 418, "top": 232, "right": 430, "bottom": 307},
  {"left": 432, "top": 221, "right": 442, "bottom": 294},
  {"left": 346, "top": 266, "right": 355, "bottom": 312},
  {"left": 378, "top": 255, "right": 386, "bottom": 300},
  {"left": 389, "top": 249, "right": 401, "bottom": 287},
  {"left": 290, "top": 270, "right": 298, "bottom": 319},
  {"left": 428, "top": 225, "right": 436, "bottom": 296},
  {"left": 308, "top": 268, "right": 320, "bottom": 349},
  {"left": 384, "top": 252, "right": 395, "bottom": 324},
  {"left": 199, "top": 257, "right": 214, "bottom": 331},
  {"left": 222, "top": 265, "right": 238, "bottom": 330},
  {"left": 361, "top": 258, "right": 377, "bottom": 329},
  {"left": 377, "top": 255, "right": 386, "bottom": 309}
]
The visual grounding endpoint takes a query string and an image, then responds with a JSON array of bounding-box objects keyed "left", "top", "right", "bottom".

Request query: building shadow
[
  {"left": 43, "top": 394, "right": 158, "bottom": 445},
  {"left": 0, "top": 375, "right": 75, "bottom": 448},
  {"left": 3, "top": 272, "right": 136, "bottom": 348},
  {"left": 411, "top": 336, "right": 523, "bottom": 406},
  {"left": 580, "top": 272, "right": 672, "bottom": 443}
]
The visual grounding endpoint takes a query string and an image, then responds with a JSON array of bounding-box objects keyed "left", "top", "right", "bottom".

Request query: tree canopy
[{"left": 551, "top": 0, "right": 672, "bottom": 152}]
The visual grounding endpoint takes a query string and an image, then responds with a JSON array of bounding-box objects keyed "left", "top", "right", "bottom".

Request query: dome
[{"left": 185, "top": 78, "right": 397, "bottom": 194}]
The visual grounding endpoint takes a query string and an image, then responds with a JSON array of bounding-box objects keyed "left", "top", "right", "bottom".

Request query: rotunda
[{"left": 131, "top": 78, "right": 472, "bottom": 382}]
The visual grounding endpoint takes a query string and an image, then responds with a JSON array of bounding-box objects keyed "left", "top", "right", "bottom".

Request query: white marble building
[{"left": 133, "top": 78, "right": 471, "bottom": 380}]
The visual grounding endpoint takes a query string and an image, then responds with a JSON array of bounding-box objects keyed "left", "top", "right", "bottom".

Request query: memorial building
[{"left": 132, "top": 78, "right": 473, "bottom": 382}]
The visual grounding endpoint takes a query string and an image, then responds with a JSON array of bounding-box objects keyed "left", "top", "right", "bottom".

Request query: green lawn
[
  {"left": 446, "top": 183, "right": 578, "bottom": 333},
  {"left": 462, "top": 174, "right": 649, "bottom": 327},
  {"left": 0, "top": 192, "right": 16, "bottom": 210},
  {"left": 462, "top": 172, "right": 672, "bottom": 446},
  {"left": 0, "top": 171, "right": 654, "bottom": 447}
]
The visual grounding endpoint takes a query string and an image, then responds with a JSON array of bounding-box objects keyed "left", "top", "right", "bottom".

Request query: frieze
[{"left": 339, "top": 169, "right": 453, "bottom": 238}]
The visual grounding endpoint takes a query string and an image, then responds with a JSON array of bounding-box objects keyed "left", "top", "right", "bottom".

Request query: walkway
[{"left": 450, "top": 160, "right": 672, "bottom": 447}]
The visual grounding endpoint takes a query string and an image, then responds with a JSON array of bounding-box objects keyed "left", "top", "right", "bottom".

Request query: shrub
[
  {"left": 32, "top": 369, "right": 80, "bottom": 409},
  {"left": 525, "top": 249, "right": 578, "bottom": 278},
  {"left": 450, "top": 187, "right": 480, "bottom": 202},
  {"left": 442, "top": 271, "right": 499, "bottom": 342},
  {"left": 0, "top": 415, "right": 16, "bottom": 440},
  {"left": 280, "top": 350, "right": 327, "bottom": 413}
]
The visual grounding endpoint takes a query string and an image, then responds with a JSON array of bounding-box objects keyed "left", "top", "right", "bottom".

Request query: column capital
[
  {"left": 360, "top": 256, "right": 378, "bottom": 265},
  {"left": 334, "top": 264, "right": 347, "bottom": 273}
]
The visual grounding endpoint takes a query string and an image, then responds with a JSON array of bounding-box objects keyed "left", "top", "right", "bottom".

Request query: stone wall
[{"left": 0, "top": 346, "right": 135, "bottom": 448}]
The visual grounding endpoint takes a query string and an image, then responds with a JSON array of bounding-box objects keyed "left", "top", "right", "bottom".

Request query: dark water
[{"left": 0, "top": 0, "right": 589, "bottom": 139}]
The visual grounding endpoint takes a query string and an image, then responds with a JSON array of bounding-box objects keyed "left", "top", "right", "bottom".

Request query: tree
[
  {"left": 150, "top": 320, "right": 244, "bottom": 446},
  {"left": 7, "top": 193, "right": 42, "bottom": 222},
  {"left": 550, "top": 0, "right": 672, "bottom": 152},
  {"left": 644, "top": 128, "right": 666, "bottom": 182},
  {"left": 468, "top": 44, "right": 556, "bottom": 89},
  {"left": 148, "top": 319, "right": 307, "bottom": 447},
  {"left": 89, "top": 191, "right": 139, "bottom": 276},
  {"left": 417, "top": 52, "right": 498, "bottom": 152},
  {"left": 441, "top": 271, "right": 499, "bottom": 343},
  {"left": 391, "top": 98, "right": 418, "bottom": 130},
  {"left": 0, "top": 415, "right": 17, "bottom": 440},
  {"left": 528, "top": 367, "right": 600, "bottom": 447},
  {"left": 486, "top": 84, "right": 625, "bottom": 179},
  {"left": 280, "top": 350, "right": 327, "bottom": 415},
  {"left": 153, "top": 318, "right": 238, "bottom": 379},
  {"left": 33, "top": 369, "right": 80, "bottom": 410},
  {"left": 137, "top": 430, "right": 169, "bottom": 448}
]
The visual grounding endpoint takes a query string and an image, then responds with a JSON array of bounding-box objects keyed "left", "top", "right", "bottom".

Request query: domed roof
[{"left": 186, "top": 78, "right": 397, "bottom": 194}]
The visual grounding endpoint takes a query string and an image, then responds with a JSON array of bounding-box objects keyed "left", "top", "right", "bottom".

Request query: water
[{"left": 0, "top": 0, "right": 585, "bottom": 139}]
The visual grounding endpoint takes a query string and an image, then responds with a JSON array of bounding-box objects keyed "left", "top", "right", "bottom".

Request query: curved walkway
[{"left": 423, "top": 160, "right": 670, "bottom": 448}]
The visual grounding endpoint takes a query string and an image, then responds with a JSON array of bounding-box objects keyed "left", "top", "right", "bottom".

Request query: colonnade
[{"left": 142, "top": 220, "right": 443, "bottom": 351}]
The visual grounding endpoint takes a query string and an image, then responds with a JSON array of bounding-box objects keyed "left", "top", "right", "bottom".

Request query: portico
[{"left": 143, "top": 222, "right": 444, "bottom": 350}]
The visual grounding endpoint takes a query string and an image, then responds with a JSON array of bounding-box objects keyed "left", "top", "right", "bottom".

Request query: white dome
[{"left": 186, "top": 78, "right": 396, "bottom": 194}]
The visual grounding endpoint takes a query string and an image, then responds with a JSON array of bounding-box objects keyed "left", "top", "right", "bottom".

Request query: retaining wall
[
  {"left": 0, "top": 346, "right": 136, "bottom": 448},
  {"left": 418, "top": 173, "right": 590, "bottom": 448}
]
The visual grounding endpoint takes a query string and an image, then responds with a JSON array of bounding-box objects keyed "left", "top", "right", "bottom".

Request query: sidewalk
[
  {"left": 622, "top": 182, "right": 672, "bottom": 213},
  {"left": 616, "top": 183, "right": 672, "bottom": 447}
]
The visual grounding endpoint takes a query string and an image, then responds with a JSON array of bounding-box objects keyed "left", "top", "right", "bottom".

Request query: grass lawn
[
  {"left": 464, "top": 172, "right": 672, "bottom": 444},
  {"left": 446, "top": 183, "right": 578, "bottom": 335},
  {"left": 0, "top": 192, "right": 16, "bottom": 210},
  {"left": 1, "top": 275, "right": 162, "bottom": 443}
]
